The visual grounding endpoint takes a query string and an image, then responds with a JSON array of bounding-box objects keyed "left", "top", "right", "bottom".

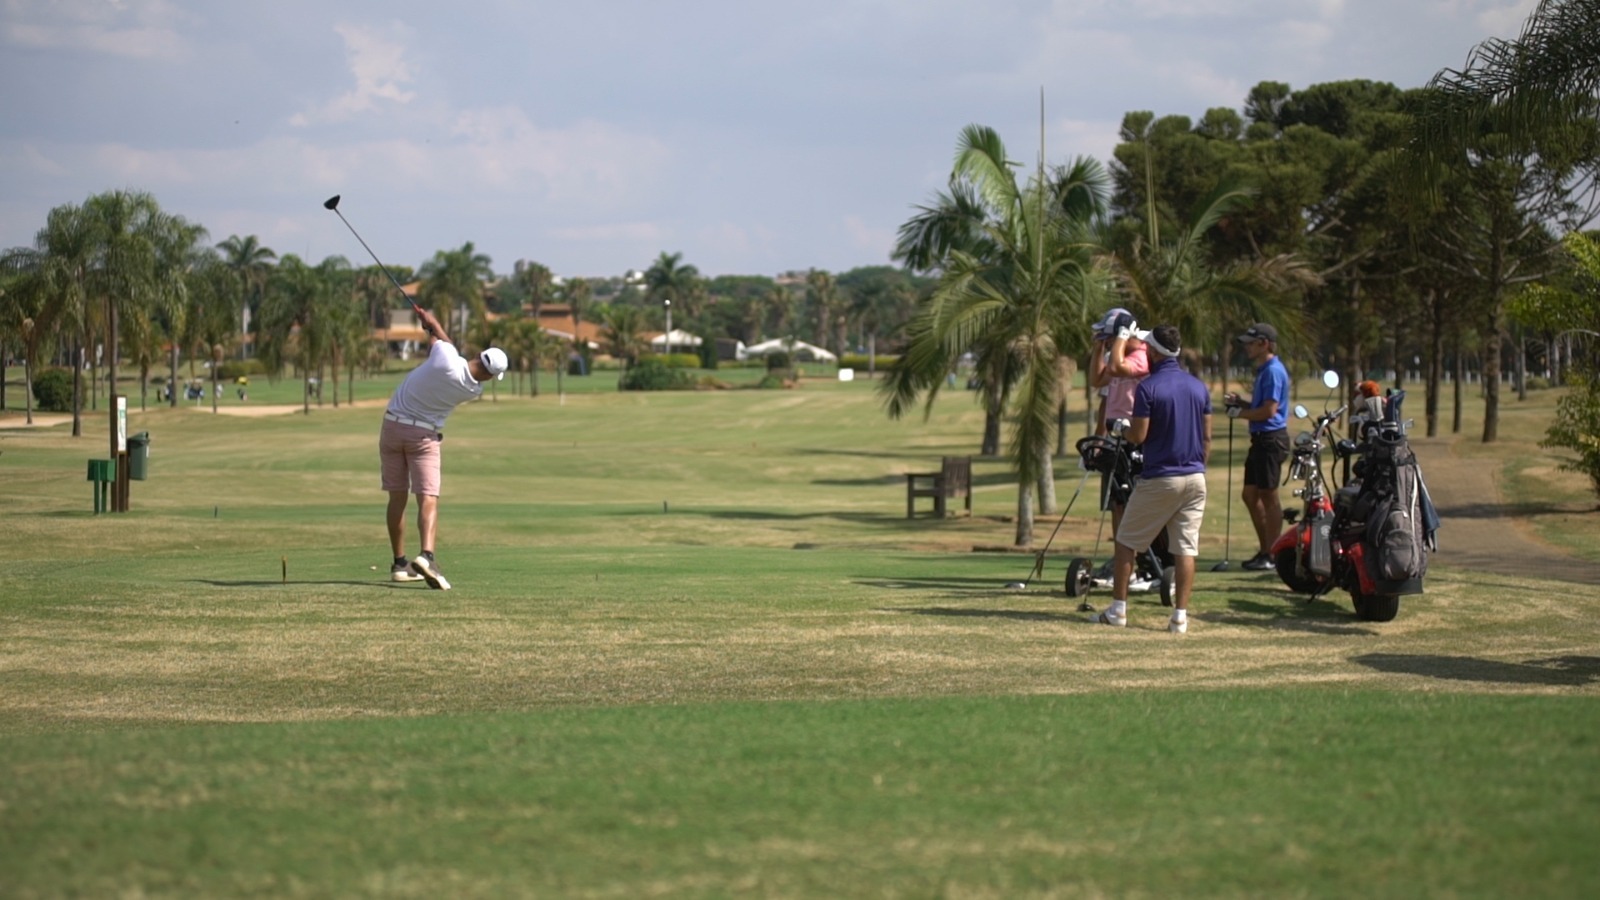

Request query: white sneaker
[
  {"left": 1127, "top": 574, "right": 1157, "bottom": 593},
  {"left": 409, "top": 555, "right": 452, "bottom": 591},
  {"left": 390, "top": 561, "right": 423, "bottom": 583},
  {"left": 1091, "top": 609, "right": 1126, "bottom": 627},
  {"left": 1168, "top": 616, "right": 1188, "bottom": 634}
]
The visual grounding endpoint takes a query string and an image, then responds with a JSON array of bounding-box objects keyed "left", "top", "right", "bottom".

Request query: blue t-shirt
[
  {"left": 1250, "top": 355, "right": 1290, "bottom": 433},
  {"left": 1132, "top": 357, "right": 1211, "bottom": 478}
]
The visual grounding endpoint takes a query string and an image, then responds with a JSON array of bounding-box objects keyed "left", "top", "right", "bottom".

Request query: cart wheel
[
  {"left": 1353, "top": 592, "right": 1400, "bottom": 622},
  {"left": 1159, "top": 566, "right": 1175, "bottom": 607},
  {"left": 1065, "top": 558, "right": 1093, "bottom": 598}
]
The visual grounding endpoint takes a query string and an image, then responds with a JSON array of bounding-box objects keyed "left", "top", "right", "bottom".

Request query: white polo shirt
[{"left": 385, "top": 340, "right": 484, "bottom": 431}]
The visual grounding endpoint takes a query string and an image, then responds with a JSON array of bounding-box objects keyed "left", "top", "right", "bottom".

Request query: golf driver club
[
  {"left": 1212, "top": 413, "right": 1235, "bottom": 571},
  {"left": 322, "top": 195, "right": 435, "bottom": 337},
  {"left": 1004, "top": 469, "right": 1092, "bottom": 590}
]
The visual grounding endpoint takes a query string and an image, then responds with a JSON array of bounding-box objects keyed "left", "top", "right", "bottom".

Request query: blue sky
[{"left": 0, "top": 0, "right": 1538, "bottom": 279}]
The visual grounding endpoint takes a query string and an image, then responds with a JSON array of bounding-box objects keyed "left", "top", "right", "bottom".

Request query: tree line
[{"left": 885, "top": 0, "right": 1600, "bottom": 542}]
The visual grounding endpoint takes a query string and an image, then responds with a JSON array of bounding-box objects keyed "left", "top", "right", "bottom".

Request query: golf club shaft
[
  {"left": 1020, "top": 469, "right": 1091, "bottom": 585},
  {"left": 1224, "top": 416, "right": 1234, "bottom": 557},
  {"left": 325, "top": 202, "right": 435, "bottom": 336}
]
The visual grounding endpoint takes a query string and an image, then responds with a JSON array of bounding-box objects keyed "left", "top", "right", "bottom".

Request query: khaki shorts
[
  {"left": 1115, "top": 472, "right": 1207, "bottom": 557},
  {"left": 379, "top": 419, "right": 443, "bottom": 496}
]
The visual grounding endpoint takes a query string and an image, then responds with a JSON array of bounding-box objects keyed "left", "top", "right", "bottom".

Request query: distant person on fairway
[
  {"left": 1224, "top": 322, "right": 1291, "bottom": 572},
  {"left": 1091, "top": 324, "right": 1211, "bottom": 633},
  {"left": 380, "top": 306, "right": 508, "bottom": 590}
]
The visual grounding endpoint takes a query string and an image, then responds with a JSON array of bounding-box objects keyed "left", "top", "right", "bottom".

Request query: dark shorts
[{"left": 1244, "top": 428, "right": 1290, "bottom": 489}]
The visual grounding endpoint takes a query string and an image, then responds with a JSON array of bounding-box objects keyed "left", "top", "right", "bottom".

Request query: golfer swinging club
[{"left": 380, "top": 305, "right": 508, "bottom": 589}]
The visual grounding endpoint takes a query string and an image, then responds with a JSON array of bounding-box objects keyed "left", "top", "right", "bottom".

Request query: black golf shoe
[{"left": 1241, "top": 552, "right": 1276, "bottom": 571}]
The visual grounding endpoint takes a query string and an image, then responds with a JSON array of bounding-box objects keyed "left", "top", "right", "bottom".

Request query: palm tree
[
  {"left": 562, "top": 276, "right": 594, "bottom": 370},
  {"left": 806, "top": 269, "right": 845, "bottom": 354},
  {"left": 601, "top": 304, "right": 649, "bottom": 387},
  {"left": 1416, "top": 0, "right": 1600, "bottom": 161},
  {"left": 644, "top": 251, "right": 701, "bottom": 322},
  {"left": 886, "top": 124, "right": 1110, "bottom": 546},
  {"left": 3, "top": 202, "right": 97, "bottom": 435},
  {"left": 420, "top": 242, "right": 493, "bottom": 336},
  {"left": 0, "top": 269, "right": 54, "bottom": 425},
  {"left": 259, "top": 255, "right": 351, "bottom": 414},
  {"left": 217, "top": 234, "right": 276, "bottom": 360},
  {"left": 85, "top": 190, "right": 170, "bottom": 436},
  {"left": 512, "top": 260, "right": 555, "bottom": 317},
  {"left": 1102, "top": 179, "right": 1316, "bottom": 387}
]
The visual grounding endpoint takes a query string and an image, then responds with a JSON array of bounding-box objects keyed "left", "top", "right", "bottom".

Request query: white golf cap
[{"left": 479, "top": 347, "right": 508, "bottom": 381}]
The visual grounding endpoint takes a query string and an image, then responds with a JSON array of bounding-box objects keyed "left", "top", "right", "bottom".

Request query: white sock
[
  {"left": 1110, "top": 600, "right": 1127, "bottom": 617},
  {"left": 1172, "top": 608, "right": 1187, "bottom": 623}
]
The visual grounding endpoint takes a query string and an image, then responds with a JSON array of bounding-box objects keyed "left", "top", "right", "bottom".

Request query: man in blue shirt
[
  {"left": 1092, "top": 324, "right": 1211, "bottom": 634},
  {"left": 1224, "top": 323, "right": 1290, "bottom": 571}
]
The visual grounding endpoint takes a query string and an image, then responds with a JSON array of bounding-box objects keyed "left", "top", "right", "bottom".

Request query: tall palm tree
[
  {"left": 85, "top": 190, "right": 168, "bottom": 435},
  {"left": 259, "top": 255, "right": 351, "bottom": 414},
  {"left": 420, "top": 242, "right": 493, "bottom": 336},
  {"left": 0, "top": 268, "right": 53, "bottom": 424},
  {"left": 806, "top": 269, "right": 845, "bottom": 354},
  {"left": 601, "top": 304, "right": 649, "bottom": 387},
  {"left": 1416, "top": 0, "right": 1600, "bottom": 160},
  {"left": 512, "top": 259, "right": 555, "bottom": 317},
  {"left": 644, "top": 251, "right": 701, "bottom": 320},
  {"left": 562, "top": 276, "right": 594, "bottom": 368},
  {"left": 1103, "top": 179, "right": 1316, "bottom": 385},
  {"left": 887, "top": 124, "right": 1110, "bottom": 546},
  {"left": 4, "top": 202, "right": 98, "bottom": 435},
  {"left": 177, "top": 250, "right": 239, "bottom": 413},
  {"left": 217, "top": 234, "right": 276, "bottom": 360}
]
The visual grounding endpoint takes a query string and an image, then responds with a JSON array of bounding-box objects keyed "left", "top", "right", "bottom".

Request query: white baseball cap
[{"left": 479, "top": 348, "right": 508, "bottom": 381}]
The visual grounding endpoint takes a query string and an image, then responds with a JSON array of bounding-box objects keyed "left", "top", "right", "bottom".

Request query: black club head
[{"left": 323, "top": 195, "right": 341, "bottom": 211}]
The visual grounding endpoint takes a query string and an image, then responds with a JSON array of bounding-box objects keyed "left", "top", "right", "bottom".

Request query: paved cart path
[{"left": 1409, "top": 433, "right": 1600, "bottom": 585}]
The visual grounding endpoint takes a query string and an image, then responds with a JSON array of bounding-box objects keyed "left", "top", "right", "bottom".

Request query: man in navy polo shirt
[
  {"left": 1224, "top": 322, "right": 1291, "bottom": 571},
  {"left": 1092, "top": 324, "right": 1211, "bottom": 633}
]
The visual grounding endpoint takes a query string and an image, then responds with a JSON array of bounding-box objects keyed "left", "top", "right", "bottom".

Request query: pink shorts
[{"left": 379, "top": 419, "right": 442, "bottom": 496}]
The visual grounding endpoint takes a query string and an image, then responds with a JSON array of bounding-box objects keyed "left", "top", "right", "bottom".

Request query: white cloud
[
  {"left": 842, "top": 215, "right": 894, "bottom": 259},
  {"left": 548, "top": 222, "right": 664, "bottom": 243},
  {"left": 290, "top": 22, "right": 416, "bottom": 126},
  {"left": 1, "top": 0, "right": 187, "bottom": 60}
]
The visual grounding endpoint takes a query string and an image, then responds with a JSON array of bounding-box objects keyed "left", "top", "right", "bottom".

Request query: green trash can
[{"left": 127, "top": 431, "right": 151, "bottom": 481}]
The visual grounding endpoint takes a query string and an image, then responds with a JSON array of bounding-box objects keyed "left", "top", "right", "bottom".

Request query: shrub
[
  {"left": 754, "top": 373, "right": 791, "bottom": 389},
  {"left": 1524, "top": 375, "right": 1551, "bottom": 391},
  {"left": 1540, "top": 370, "right": 1600, "bottom": 505},
  {"left": 765, "top": 351, "right": 791, "bottom": 372},
  {"left": 696, "top": 342, "right": 719, "bottom": 371},
  {"left": 32, "top": 367, "right": 78, "bottom": 412},
  {"left": 838, "top": 353, "right": 899, "bottom": 371},
  {"left": 619, "top": 358, "right": 695, "bottom": 391}
]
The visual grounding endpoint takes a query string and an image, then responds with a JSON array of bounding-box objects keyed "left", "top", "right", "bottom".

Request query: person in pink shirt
[{"left": 1090, "top": 308, "right": 1151, "bottom": 586}]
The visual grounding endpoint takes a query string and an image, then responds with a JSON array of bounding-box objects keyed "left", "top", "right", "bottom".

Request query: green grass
[
  {"left": 6, "top": 693, "right": 1597, "bottom": 897},
  {"left": 3, "top": 374, "right": 1599, "bottom": 897}
]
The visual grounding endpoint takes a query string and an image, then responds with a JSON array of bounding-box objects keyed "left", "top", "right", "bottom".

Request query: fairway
[{"left": 4, "top": 373, "right": 1599, "bottom": 897}]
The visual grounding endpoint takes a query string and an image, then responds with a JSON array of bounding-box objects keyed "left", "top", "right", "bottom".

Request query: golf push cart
[{"left": 1064, "top": 425, "right": 1175, "bottom": 606}]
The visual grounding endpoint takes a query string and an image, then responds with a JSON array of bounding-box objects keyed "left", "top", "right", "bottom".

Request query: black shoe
[{"left": 1241, "top": 553, "right": 1275, "bottom": 571}]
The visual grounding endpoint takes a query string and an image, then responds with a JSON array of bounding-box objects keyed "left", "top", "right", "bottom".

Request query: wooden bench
[{"left": 905, "top": 456, "right": 972, "bottom": 519}]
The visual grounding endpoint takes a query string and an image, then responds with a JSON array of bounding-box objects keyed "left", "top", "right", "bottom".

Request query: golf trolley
[{"left": 1064, "top": 430, "right": 1176, "bottom": 607}]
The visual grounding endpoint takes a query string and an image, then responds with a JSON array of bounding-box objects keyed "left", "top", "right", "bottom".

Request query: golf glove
[{"left": 1227, "top": 404, "right": 1241, "bottom": 419}]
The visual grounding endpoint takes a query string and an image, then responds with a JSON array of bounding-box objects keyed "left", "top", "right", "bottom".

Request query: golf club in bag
[
  {"left": 322, "top": 195, "right": 436, "bottom": 338},
  {"left": 1003, "top": 468, "right": 1093, "bottom": 591}
]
